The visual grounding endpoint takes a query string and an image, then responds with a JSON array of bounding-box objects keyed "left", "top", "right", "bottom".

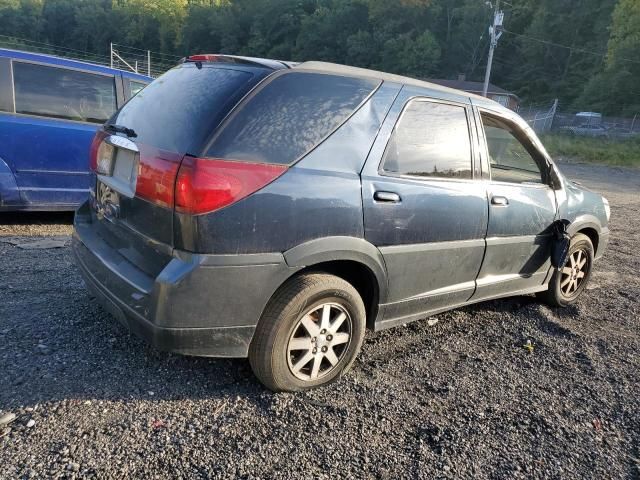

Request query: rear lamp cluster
[
  {"left": 89, "top": 131, "right": 115, "bottom": 175},
  {"left": 89, "top": 129, "right": 287, "bottom": 215},
  {"left": 174, "top": 157, "right": 287, "bottom": 215}
]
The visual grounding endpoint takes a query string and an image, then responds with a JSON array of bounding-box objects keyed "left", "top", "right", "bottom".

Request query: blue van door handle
[
  {"left": 491, "top": 195, "right": 509, "bottom": 206},
  {"left": 374, "top": 191, "right": 401, "bottom": 203}
]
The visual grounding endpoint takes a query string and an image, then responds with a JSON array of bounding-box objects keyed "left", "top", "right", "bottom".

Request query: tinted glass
[
  {"left": 206, "top": 72, "right": 379, "bottom": 165},
  {"left": 0, "top": 57, "right": 13, "bottom": 113},
  {"left": 481, "top": 114, "right": 543, "bottom": 184},
  {"left": 112, "top": 64, "right": 258, "bottom": 153},
  {"left": 130, "top": 81, "right": 146, "bottom": 96},
  {"left": 13, "top": 62, "right": 116, "bottom": 123},
  {"left": 382, "top": 101, "right": 472, "bottom": 179}
]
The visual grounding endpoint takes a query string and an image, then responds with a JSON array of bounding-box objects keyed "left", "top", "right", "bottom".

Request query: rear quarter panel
[{"left": 174, "top": 82, "right": 402, "bottom": 254}]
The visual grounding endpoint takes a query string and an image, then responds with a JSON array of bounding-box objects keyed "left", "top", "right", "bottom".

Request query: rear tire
[
  {"left": 249, "top": 273, "right": 366, "bottom": 392},
  {"left": 537, "top": 233, "right": 594, "bottom": 307}
]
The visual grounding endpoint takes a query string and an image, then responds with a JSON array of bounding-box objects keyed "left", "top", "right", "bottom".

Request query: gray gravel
[{"left": 1, "top": 162, "right": 639, "bottom": 479}]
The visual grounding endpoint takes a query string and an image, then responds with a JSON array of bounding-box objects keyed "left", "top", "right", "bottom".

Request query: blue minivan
[{"left": 0, "top": 48, "right": 150, "bottom": 211}]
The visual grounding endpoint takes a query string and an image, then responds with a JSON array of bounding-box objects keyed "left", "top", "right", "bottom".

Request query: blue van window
[
  {"left": 206, "top": 72, "right": 380, "bottom": 165},
  {"left": 0, "top": 57, "right": 12, "bottom": 113},
  {"left": 13, "top": 62, "right": 116, "bottom": 123}
]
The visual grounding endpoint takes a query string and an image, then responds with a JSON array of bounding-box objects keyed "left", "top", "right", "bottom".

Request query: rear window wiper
[{"left": 105, "top": 124, "right": 137, "bottom": 138}]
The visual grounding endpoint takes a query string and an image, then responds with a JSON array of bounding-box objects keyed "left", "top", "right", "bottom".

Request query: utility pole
[{"left": 482, "top": 1, "right": 503, "bottom": 97}]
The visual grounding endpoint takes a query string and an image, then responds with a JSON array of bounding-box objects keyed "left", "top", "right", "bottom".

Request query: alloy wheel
[
  {"left": 286, "top": 303, "right": 352, "bottom": 381},
  {"left": 560, "top": 248, "right": 589, "bottom": 297}
]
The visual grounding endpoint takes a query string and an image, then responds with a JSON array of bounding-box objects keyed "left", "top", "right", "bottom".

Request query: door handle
[
  {"left": 491, "top": 195, "right": 509, "bottom": 206},
  {"left": 374, "top": 191, "right": 401, "bottom": 203}
]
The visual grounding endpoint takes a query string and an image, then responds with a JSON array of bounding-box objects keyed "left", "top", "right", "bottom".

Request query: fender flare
[
  {"left": 283, "top": 236, "right": 389, "bottom": 304},
  {"left": 565, "top": 214, "right": 602, "bottom": 237}
]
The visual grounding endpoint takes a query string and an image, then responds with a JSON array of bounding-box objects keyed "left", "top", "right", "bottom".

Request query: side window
[
  {"left": 13, "top": 62, "right": 116, "bottom": 123},
  {"left": 130, "top": 80, "right": 146, "bottom": 97},
  {"left": 206, "top": 72, "right": 380, "bottom": 165},
  {"left": 0, "top": 57, "right": 13, "bottom": 113},
  {"left": 481, "top": 113, "right": 543, "bottom": 184},
  {"left": 382, "top": 100, "right": 473, "bottom": 179}
]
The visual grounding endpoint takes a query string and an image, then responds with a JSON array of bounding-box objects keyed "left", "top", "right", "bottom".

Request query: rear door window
[
  {"left": 382, "top": 100, "right": 473, "bottom": 179},
  {"left": 13, "top": 62, "right": 116, "bottom": 123},
  {"left": 206, "top": 72, "right": 380, "bottom": 165},
  {"left": 112, "top": 64, "right": 259, "bottom": 153}
]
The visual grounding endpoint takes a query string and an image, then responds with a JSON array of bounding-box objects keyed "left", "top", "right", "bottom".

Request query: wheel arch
[
  {"left": 282, "top": 236, "right": 388, "bottom": 328},
  {"left": 565, "top": 215, "right": 602, "bottom": 256},
  {"left": 575, "top": 227, "right": 599, "bottom": 255}
]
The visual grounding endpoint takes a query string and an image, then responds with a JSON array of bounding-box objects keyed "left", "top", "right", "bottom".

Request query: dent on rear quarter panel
[{"left": 173, "top": 83, "right": 402, "bottom": 254}]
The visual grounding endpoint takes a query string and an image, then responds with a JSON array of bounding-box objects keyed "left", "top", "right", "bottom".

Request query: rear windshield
[
  {"left": 111, "top": 64, "right": 260, "bottom": 153},
  {"left": 205, "top": 72, "right": 380, "bottom": 165}
]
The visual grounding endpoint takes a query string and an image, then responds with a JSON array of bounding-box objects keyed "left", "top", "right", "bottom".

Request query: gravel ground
[{"left": 1, "top": 161, "right": 639, "bottom": 479}]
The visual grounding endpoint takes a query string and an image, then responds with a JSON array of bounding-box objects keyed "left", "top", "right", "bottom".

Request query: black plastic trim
[{"left": 283, "top": 236, "right": 389, "bottom": 304}]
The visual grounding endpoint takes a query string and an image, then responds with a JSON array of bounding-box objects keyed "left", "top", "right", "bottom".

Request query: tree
[
  {"left": 0, "top": 0, "right": 633, "bottom": 115},
  {"left": 576, "top": 0, "right": 640, "bottom": 115}
]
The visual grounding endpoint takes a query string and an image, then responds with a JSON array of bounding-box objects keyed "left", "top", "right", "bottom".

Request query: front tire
[
  {"left": 249, "top": 273, "right": 366, "bottom": 392},
  {"left": 537, "top": 233, "right": 594, "bottom": 307}
]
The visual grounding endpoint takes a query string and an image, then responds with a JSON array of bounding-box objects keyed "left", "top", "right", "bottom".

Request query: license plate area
[
  {"left": 95, "top": 180, "right": 120, "bottom": 222},
  {"left": 97, "top": 137, "right": 140, "bottom": 198}
]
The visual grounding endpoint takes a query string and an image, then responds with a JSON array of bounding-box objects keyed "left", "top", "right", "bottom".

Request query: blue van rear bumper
[{"left": 72, "top": 202, "right": 298, "bottom": 357}]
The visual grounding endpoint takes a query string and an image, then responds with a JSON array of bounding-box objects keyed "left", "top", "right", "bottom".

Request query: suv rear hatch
[{"left": 86, "top": 61, "right": 274, "bottom": 276}]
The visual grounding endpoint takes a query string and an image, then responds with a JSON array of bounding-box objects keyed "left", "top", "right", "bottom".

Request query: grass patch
[{"left": 540, "top": 134, "right": 640, "bottom": 167}]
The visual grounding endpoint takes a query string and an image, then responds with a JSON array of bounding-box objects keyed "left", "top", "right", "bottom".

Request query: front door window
[{"left": 481, "top": 113, "right": 544, "bottom": 184}]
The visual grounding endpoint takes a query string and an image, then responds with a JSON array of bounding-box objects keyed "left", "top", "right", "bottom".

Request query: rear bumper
[{"left": 72, "top": 203, "right": 298, "bottom": 357}]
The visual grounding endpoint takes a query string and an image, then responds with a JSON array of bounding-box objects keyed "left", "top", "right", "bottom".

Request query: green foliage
[
  {"left": 541, "top": 134, "right": 640, "bottom": 167},
  {"left": 575, "top": 0, "right": 640, "bottom": 115},
  {"left": 0, "top": 0, "right": 635, "bottom": 115}
]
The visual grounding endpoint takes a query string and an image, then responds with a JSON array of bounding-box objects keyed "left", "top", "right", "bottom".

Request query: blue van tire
[{"left": 249, "top": 273, "right": 366, "bottom": 392}]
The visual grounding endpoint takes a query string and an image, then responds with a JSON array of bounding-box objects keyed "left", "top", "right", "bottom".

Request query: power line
[
  {"left": 503, "top": 30, "right": 640, "bottom": 66},
  {"left": 0, "top": 34, "right": 111, "bottom": 63},
  {"left": 111, "top": 43, "right": 182, "bottom": 61}
]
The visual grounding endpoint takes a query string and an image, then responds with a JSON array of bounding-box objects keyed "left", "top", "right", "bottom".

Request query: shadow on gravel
[
  {"left": 0, "top": 211, "right": 74, "bottom": 228},
  {"left": 1, "top": 290, "right": 264, "bottom": 409},
  {"left": 2, "top": 288, "right": 565, "bottom": 409}
]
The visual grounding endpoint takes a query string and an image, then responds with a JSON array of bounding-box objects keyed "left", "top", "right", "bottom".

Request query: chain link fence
[
  {"left": 519, "top": 99, "right": 639, "bottom": 140},
  {"left": 0, "top": 35, "right": 177, "bottom": 79}
]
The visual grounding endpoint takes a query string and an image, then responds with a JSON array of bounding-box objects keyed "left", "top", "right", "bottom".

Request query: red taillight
[
  {"left": 175, "top": 158, "right": 287, "bottom": 215},
  {"left": 134, "top": 148, "right": 182, "bottom": 209},
  {"left": 89, "top": 130, "right": 109, "bottom": 172}
]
